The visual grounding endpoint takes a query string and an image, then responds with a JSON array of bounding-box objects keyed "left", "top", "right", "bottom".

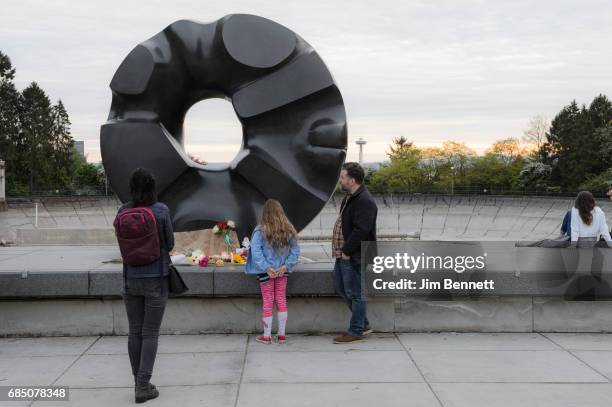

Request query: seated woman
[{"left": 570, "top": 191, "right": 612, "bottom": 248}]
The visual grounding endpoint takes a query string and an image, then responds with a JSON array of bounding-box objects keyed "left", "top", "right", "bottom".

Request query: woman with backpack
[
  {"left": 246, "top": 199, "right": 300, "bottom": 344},
  {"left": 114, "top": 167, "right": 174, "bottom": 404}
]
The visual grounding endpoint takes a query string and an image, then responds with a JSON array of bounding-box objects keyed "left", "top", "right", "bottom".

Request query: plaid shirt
[{"left": 332, "top": 194, "right": 349, "bottom": 258}]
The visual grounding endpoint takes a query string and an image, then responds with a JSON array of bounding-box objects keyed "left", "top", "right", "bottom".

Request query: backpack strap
[
  {"left": 119, "top": 203, "right": 131, "bottom": 292},
  {"left": 156, "top": 211, "right": 167, "bottom": 289},
  {"left": 123, "top": 261, "right": 128, "bottom": 292}
]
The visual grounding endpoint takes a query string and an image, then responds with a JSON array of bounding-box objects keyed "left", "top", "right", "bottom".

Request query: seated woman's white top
[{"left": 570, "top": 206, "right": 612, "bottom": 246}]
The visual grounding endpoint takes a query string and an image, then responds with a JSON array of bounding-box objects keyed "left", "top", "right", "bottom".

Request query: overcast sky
[{"left": 2, "top": 0, "right": 612, "bottom": 163}]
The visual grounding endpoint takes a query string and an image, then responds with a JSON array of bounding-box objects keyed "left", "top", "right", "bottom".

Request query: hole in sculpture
[{"left": 183, "top": 98, "right": 244, "bottom": 171}]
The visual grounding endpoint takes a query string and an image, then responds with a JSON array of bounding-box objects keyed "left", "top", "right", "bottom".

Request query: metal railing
[
  {"left": 6, "top": 184, "right": 611, "bottom": 200},
  {"left": 364, "top": 185, "right": 611, "bottom": 199},
  {"left": 7, "top": 185, "right": 113, "bottom": 198}
]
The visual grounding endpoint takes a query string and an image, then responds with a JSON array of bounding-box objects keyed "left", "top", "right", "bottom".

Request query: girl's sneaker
[
  {"left": 255, "top": 335, "right": 272, "bottom": 344},
  {"left": 275, "top": 335, "right": 287, "bottom": 344}
]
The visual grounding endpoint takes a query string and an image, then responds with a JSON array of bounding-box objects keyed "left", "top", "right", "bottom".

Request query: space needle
[{"left": 355, "top": 137, "right": 367, "bottom": 165}]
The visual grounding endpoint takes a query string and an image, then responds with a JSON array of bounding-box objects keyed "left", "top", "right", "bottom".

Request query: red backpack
[{"left": 113, "top": 205, "right": 161, "bottom": 266}]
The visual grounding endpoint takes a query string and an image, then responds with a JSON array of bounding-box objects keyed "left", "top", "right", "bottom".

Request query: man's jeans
[
  {"left": 333, "top": 258, "right": 369, "bottom": 337},
  {"left": 122, "top": 276, "right": 169, "bottom": 386}
]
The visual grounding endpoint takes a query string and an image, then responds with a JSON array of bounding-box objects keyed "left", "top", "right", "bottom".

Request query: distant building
[
  {"left": 363, "top": 162, "right": 384, "bottom": 170},
  {"left": 73, "top": 140, "right": 85, "bottom": 159}
]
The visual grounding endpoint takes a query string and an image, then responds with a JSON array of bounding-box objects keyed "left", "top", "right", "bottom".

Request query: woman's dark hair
[
  {"left": 575, "top": 190, "right": 596, "bottom": 225},
  {"left": 129, "top": 167, "right": 157, "bottom": 207},
  {"left": 342, "top": 162, "right": 365, "bottom": 184}
]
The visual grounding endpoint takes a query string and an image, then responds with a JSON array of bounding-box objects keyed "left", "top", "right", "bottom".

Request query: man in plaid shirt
[
  {"left": 331, "top": 204, "right": 346, "bottom": 259},
  {"left": 332, "top": 162, "right": 377, "bottom": 343}
]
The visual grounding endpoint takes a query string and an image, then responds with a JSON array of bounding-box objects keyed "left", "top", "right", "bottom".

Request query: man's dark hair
[
  {"left": 342, "top": 162, "right": 365, "bottom": 184},
  {"left": 129, "top": 167, "right": 157, "bottom": 207}
]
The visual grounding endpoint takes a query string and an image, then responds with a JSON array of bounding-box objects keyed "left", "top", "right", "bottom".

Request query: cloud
[{"left": 2, "top": 0, "right": 612, "bottom": 164}]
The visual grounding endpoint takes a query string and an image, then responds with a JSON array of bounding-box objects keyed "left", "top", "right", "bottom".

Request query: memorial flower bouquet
[
  {"left": 213, "top": 220, "right": 236, "bottom": 263},
  {"left": 185, "top": 249, "right": 209, "bottom": 267},
  {"left": 174, "top": 220, "right": 247, "bottom": 267},
  {"left": 212, "top": 220, "right": 235, "bottom": 235},
  {"left": 232, "top": 253, "right": 246, "bottom": 264}
]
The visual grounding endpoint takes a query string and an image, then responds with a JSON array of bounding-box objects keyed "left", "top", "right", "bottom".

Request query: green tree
[
  {"left": 72, "top": 151, "right": 102, "bottom": 190},
  {"left": 1, "top": 50, "right": 82, "bottom": 196},
  {"left": 466, "top": 154, "right": 524, "bottom": 192},
  {"left": 419, "top": 141, "right": 477, "bottom": 190},
  {"left": 544, "top": 95, "right": 612, "bottom": 190},
  {"left": 544, "top": 101, "right": 592, "bottom": 189},
  {"left": 519, "top": 156, "right": 552, "bottom": 190},
  {"left": 19, "top": 82, "right": 55, "bottom": 192},
  {"left": 0, "top": 51, "right": 23, "bottom": 192},
  {"left": 465, "top": 138, "right": 526, "bottom": 192},
  {"left": 50, "top": 99, "right": 74, "bottom": 188},
  {"left": 486, "top": 138, "right": 524, "bottom": 166},
  {"left": 588, "top": 94, "right": 612, "bottom": 129},
  {"left": 368, "top": 137, "right": 422, "bottom": 193}
]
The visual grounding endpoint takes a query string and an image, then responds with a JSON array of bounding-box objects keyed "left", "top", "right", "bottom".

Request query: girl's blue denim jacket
[{"left": 245, "top": 226, "right": 300, "bottom": 274}]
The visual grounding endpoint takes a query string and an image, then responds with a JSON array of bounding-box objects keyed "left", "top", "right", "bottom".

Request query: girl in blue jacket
[{"left": 246, "top": 199, "right": 300, "bottom": 344}]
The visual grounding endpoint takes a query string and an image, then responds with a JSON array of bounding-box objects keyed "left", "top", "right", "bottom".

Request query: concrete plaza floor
[{"left": 3, "top": 333, "right": 612, "bottom": 406}]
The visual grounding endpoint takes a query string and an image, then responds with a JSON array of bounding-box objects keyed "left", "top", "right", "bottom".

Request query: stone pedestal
[{"left": 173, "top": 228, "right": 241, "bottom": 256}]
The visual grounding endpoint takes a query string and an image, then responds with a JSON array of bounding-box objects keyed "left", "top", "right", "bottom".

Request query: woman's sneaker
[
  {"left": 275, "top": 335, "right": 287, "bottom": 344},
  {"left": 363, "top": 326, "right": 373, "bottom": 336},
  {"left": 255, "top": 335, "right": 272, "bottom": 344},
  {"left": 135, "top": 382, "right": 159, "bottom": 403}
]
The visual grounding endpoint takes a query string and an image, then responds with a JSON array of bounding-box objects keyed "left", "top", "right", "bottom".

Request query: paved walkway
[{"left": 3, "top": 333, "right": 612, "bottom": 406}]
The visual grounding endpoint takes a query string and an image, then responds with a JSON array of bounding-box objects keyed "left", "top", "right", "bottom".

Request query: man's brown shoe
[{"left": 333, "top": 334, "right": 364, "bottom": 343}]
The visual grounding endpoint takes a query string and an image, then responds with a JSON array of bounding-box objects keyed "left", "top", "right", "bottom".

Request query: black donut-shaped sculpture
[{"left": 100, "top": 14, "right": 348, "bottom": 238}]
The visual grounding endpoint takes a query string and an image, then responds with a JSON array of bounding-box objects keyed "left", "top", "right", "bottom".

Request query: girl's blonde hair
[{"left": 260, "top": 199, "right": 297, "bottom": 248}]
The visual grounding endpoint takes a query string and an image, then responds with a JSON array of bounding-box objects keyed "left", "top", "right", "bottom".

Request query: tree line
[
  {"left": 365, "top": 95, "right": 612, "bottom": 196},
  {"left": 0, "top": 50, "right": 105, "bottom": 196}
]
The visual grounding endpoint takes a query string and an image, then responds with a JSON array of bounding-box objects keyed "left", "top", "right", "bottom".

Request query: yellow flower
[{"left": 232, "top": 254, "right": 246, "bottom": 264}]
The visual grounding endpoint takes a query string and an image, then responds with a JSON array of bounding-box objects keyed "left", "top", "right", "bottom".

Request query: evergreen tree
[
  {"left": 544, "top": 101, "right": 594, "bottom": 190},
  {"left": 0, "top": 51, "right": 23, "bottom": 192},
  {"left": 19, "top": 82, "right": 55, "bottom": 193},
  {"left": 1, "top": 50, "right": 81, "bottom": 195},
  {"left": 588, "top": 94, "right": 612, "bottom": 129},
  {"left": 588, "top": 94, "right": 612, "bottom": 176},
  {"left": 50, "top": 99, "right": 74, "bottom": 188}
]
